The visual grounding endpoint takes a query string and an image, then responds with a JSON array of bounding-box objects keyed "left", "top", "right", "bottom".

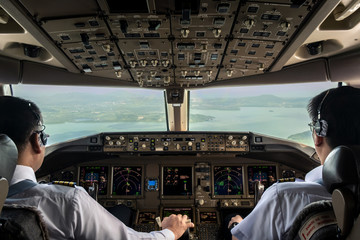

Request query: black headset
[
  {"left": 28, "top": 102, "right": 48, "bottom": 146},
  {"left": 314, "top": 90, "right": 330, "bottom": 137}
]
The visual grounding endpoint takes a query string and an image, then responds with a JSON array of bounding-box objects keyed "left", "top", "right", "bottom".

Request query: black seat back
[
  {"left": 0, "top": 134, "right": 17, "bottom": 214},
  {"left": 287, "top": 145, "right": 360, "bottom": 240},
  {"left": 0, "top": 134, "right": 49, "bottom": 240},
  {"left": 323, "top": 145, "right": 360, "bottom": 239}
]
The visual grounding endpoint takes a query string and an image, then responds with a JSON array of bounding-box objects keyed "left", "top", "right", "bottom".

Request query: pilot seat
[
  {"left": 0, "top": 134, "right": 49, "bottom": 240},
  {"left": 287, "top": 145, "right": 360, "bottom": 240}
]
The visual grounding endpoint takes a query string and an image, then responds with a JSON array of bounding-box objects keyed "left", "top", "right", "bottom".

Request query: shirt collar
[
  {"left": 10, "top": 165, "right": 37, "bottom": 186},
  {"left": 305, "top": 165, "right": 323, "bottom": 184}
]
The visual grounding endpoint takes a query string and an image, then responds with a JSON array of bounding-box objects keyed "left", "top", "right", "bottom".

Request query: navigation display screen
[
  {"left": 213, "top": 166, "right": 243, "bottom": 196},
  {"left": 248, "top": 165, "right": 277, "bottom": 195},
  {"left": 163, "top": 207, "right": 193, "bottom": 222},
  {"left": 112, "top": 166, "right": 142, "bottom": 196},
  {"left": 79, "top": 166, "right": 108, "bottom": 195},
  {"left": 162, "top": 166, "right": 192, "bottom": 196}
]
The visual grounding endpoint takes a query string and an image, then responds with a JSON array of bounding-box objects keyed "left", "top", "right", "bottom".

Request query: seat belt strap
[{"left": 7, "top": 179, "right": 37, "bottom": 197}]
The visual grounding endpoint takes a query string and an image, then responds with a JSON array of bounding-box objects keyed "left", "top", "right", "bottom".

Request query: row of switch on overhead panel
[{"left": 103, "top": 134, "right": 250, "bottom": 152}]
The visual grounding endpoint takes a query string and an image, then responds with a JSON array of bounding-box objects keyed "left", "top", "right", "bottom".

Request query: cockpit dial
[
  {"left": 213, "top": 166, "right": 243, "bottom": 196},
  {"left": 112, "top": 166, "right": 142, "bottom": 196}
]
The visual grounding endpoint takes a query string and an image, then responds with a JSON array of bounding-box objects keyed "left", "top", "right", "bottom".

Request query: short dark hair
[
  {"left": 307, "top": 86, "right": 360, "bottom": 148},
  {"left": 0, "top": 96, "right": 42, "bottom": 152}
]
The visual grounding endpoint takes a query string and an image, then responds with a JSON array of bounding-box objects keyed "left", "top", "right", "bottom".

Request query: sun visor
[
  {"left": 0, "top": 56, "right": 21, "bottom": 84},
  {"left": 328, "top": 49, "right": 360, "bottom": 83}
]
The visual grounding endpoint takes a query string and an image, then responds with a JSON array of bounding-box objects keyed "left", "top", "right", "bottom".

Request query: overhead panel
[
  {"left": 217, "top": 0, "right": 316, "bottom": 81},
  {"left": 112, "top": 15, "right": 172, "bottom": 87},
  {"left": 172, "top": 2, "right": 235, "bottom": 86},
  {"left": 17, "top": 0, "right": 321, "bottom": 88},
  {"left": 218, "top": 39, "right": 283, "bottom": 80},
  {"left": 42, "top": 16, "right": 130, "bottom": 80}
]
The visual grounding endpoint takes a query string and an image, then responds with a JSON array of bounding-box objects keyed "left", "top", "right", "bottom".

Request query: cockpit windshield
[
  {"left": 12, "top": 81, "right": 336, "bottom": 146},
  {"left": 190, "top": 82, "right": 337, "bottom": 146},
  {"left": 12, "top": 85, "right": 167, "bottom": 145}
]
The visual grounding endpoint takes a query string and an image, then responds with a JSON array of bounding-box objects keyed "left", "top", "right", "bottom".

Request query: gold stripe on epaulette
[
  {"left": 52, "top": 181, "right": 76, "bottom": 187},
  {"left": 277, "top": 177, "right": 296, "bottom": 183}
]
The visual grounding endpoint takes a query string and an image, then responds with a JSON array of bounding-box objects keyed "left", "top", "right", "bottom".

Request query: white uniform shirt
[
  {"left": 6, "top": 165, "right": 175, "bottom": 240},
  {"left": 231, "top": 166, "right": 331, "bottom": 240}
]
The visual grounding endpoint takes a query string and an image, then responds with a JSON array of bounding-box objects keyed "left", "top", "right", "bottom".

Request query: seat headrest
[
  {"left": 0, "top": 134, "right": 18, "bottom": 184},
  {"left": 323, "top": 145, "right": 360, "bottom": 194}
]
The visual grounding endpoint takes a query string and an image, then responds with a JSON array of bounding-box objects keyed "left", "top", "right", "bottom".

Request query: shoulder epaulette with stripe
[
  {"left": 52, "top": 181, "right": 77, "bottom": 187},
  {"left": 277, "top": 177, "right": 296, "bottom": 183}
]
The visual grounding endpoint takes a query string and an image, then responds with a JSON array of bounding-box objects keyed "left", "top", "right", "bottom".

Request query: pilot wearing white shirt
[
  {"left": 0, "top": 96, "right": 194, "bottom": 240},
  {"left": 228, "top": 86, "right": 360, "bottom": 240},
  {"left": 229, "top": 166, "right": 331, "bottom": 240}
]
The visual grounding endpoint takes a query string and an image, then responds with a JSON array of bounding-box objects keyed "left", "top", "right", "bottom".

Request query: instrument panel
[
  {"left": 103, "top": 133, "right": 250, "bottom": 152},
  {"left": 18, "top": 0, "right": 322, "bottom": 88},
  {"left": 75, "top": 163, "right": 285, "bottom": 201},
  {"left": 43, "top": 131, "right": 315, "bottom": 240}
]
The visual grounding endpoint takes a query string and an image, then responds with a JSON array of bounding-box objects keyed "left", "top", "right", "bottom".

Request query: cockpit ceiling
[{"left": 0, "top": 0, "right": 347, "bottom": 88}]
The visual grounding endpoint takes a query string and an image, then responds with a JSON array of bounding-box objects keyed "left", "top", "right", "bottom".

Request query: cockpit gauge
[
  {"left": 79, "top": 166, "right": 108, "bottom": 195},
  {"left": 112, "top": 166, "right": 142, "bottom": 196},
  {"left": 145, "top": 178, "right": 159, "bottom": 191},
  {"left": 162, "top": 166, "right": 193, "bottom": 196},
  {"left": 247, "top": 165, "right": 277, "bottom": 195},
  {"left": 213, "top": 166, "right": 243, "bottom": 196}
]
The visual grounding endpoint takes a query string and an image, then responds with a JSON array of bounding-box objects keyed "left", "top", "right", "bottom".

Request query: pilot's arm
[
  {"left": 229, "top": 181, "right": 331, "bottom": 240},
  {"left": 228, "top": 184, "right": 283, "bottom": 240},
  {"left": 73, "top": 188, "right": 192, "bottom": 239}
]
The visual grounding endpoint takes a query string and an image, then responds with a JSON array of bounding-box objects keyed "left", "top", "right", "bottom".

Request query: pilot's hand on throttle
[
  {"left": 161, "top": 214, "right": 194, "bottom": 239},
  {"left": 228, "top": 215, "right": 243, "bottom": 229}
]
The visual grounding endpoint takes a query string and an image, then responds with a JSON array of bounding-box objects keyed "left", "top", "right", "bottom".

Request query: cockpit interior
[{"left": 1, "top": 0, "right": 360, "bottom": 239}]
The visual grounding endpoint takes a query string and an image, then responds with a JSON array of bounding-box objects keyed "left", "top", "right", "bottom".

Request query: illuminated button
[
  {"left": 129, "top": 139, "right": 133, "bottom": 143},
  {"left": 201, "top": 138, "right": 205, "bottom": 142},
  {"left": 134, "top": 147, "right": 138, "bottom": 151}
]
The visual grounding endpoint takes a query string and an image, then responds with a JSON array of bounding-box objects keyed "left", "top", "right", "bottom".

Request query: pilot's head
[
  {"left": 0, "top": 96, "right": 48, "bottom": 170},
  {"left": 307, "top": 86, "right": 360, "bottom": 163}
]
